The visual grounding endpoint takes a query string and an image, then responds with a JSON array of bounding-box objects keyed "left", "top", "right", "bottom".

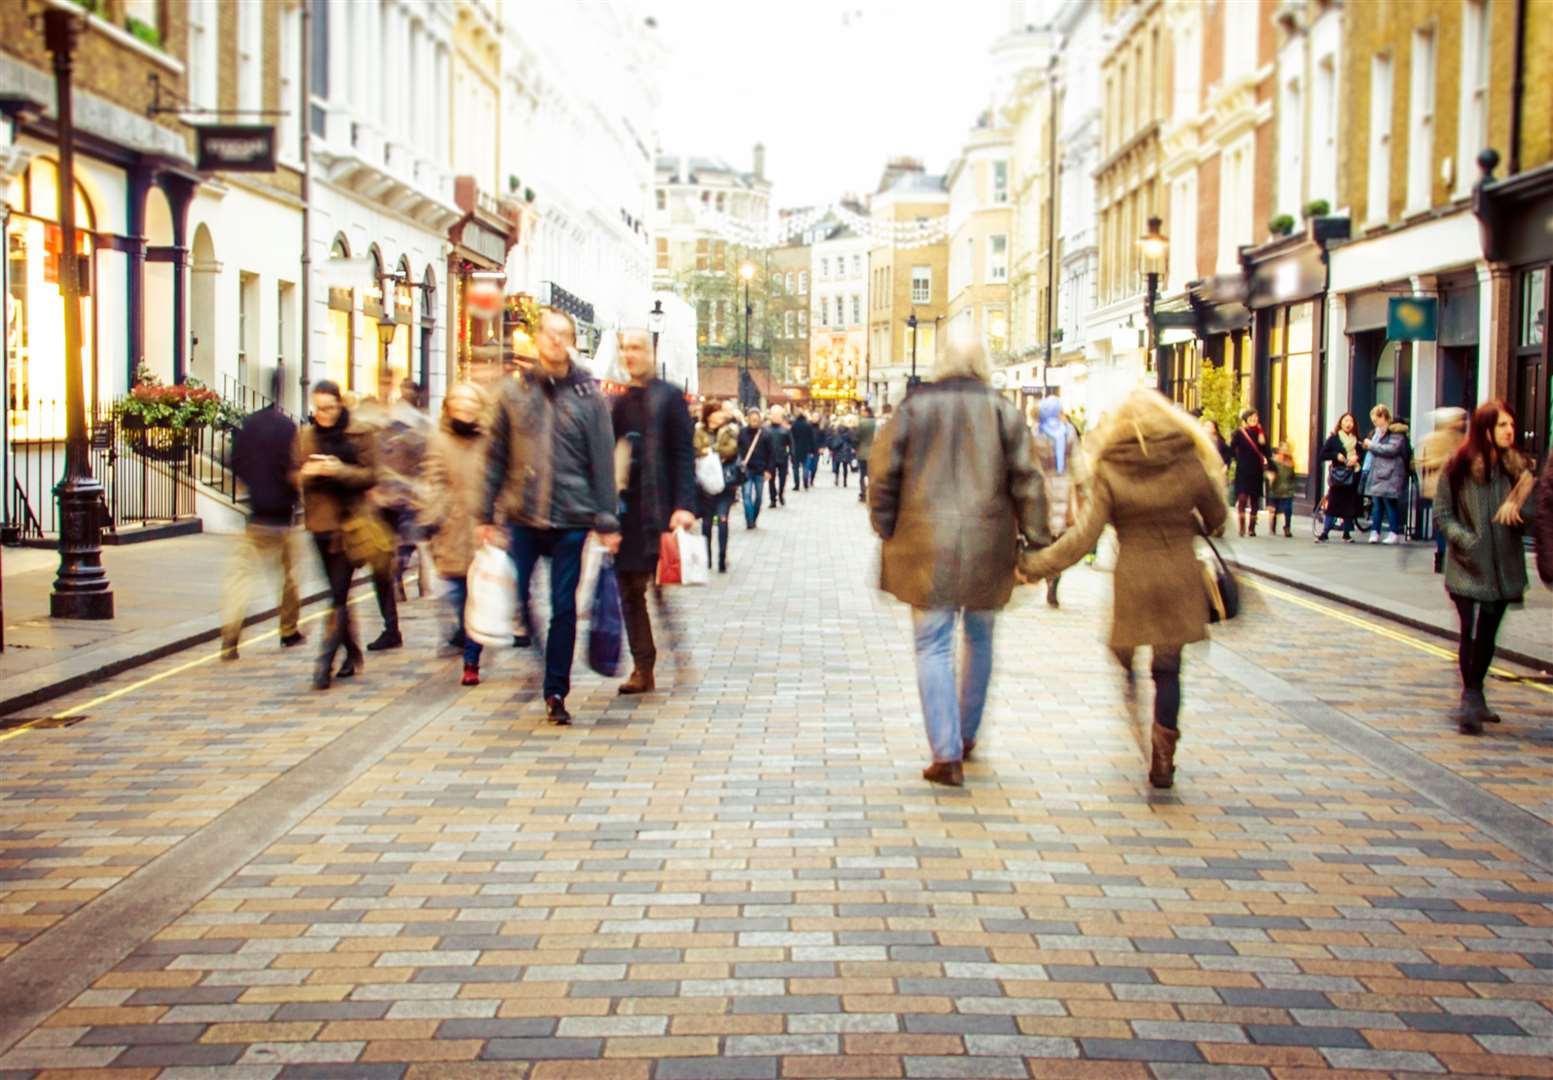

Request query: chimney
[{"left": 753, "top": 142, "right": 766, "bottom": 181}]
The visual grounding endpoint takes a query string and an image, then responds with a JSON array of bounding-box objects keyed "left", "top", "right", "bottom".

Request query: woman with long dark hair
[
  {"left": 1432, "top": 401, "right": 1537, "bottom": 733},
  {"left": 1316, "top": 412, "right": 1364, "bottom": 542}
]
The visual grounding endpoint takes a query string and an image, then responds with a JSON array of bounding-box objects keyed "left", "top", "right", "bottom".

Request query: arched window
[
  {"left": 326, "top": 233, "right": 354, "bottom": 390},
  {"left": 364, "top": 245, "right": 387, "bottom": 394},
  {"left": 393, "top": 255, "right": 414, "bottom": 397},
  {"left": 420, "top": 265, "right": 437, "bottom": 395}
]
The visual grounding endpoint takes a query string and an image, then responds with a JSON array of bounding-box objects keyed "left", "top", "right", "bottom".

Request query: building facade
[
  {"left": 946, "top": 124, "right": 1014, "bottom": 390},
  {"left": 810, "top": 219, "right": 868, "bottom": 405},
  {"left": 866, "top": 162, "right": 949, "bottom": 407},
  {"left": 768, "top": 235, "right": 810, "bottom": 391}
]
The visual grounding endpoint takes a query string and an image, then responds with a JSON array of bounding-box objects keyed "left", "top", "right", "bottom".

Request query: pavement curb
[{"left": 1235, "top": 560, "right": 1552, "bottom": 675}]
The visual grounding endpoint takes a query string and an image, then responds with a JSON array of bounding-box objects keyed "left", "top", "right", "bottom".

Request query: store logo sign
[{"left": 196, "top": 125, "right": 277, "bottom": 173}]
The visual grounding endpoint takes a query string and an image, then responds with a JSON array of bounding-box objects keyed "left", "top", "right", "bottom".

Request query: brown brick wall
[{"left": 1198, "top": 151, "right": 1220, "bottom": 278}]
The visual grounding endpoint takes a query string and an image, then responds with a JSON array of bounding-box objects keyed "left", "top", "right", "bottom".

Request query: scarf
[
  {"left": 1337, "top": 430, "right": 1357, "bottom": 456},
  {"left": 1038, "top": 397, "right": 1067, "bottom": 475}
]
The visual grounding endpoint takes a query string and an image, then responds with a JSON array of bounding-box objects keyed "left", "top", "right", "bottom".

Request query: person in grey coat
[
  {"left": 1362, "top": 404, "right": 1411, "bottom": 544},
  {"left": 480, "top": 309, "right": 621, "bottom": 726},
  {"left": 868, "top": 339, "right": 1050, "bottom": 787},
  {"left": 1432, "top": 401, "right": 1537, "bottom": 734}
]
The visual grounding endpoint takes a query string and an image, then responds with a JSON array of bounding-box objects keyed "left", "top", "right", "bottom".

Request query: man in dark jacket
[
  {"left": 480, "top": 308, "right": 620, "bottom": 725},
  {"left": 765, "top": 406, "right": 792, "bottom": 508},
  {"left": 221, "top": 392, "right": 306, "bottom": 660},
  {"left": 789, "top": 411, "right": 815, "bottom": 491},
  {"left": 611, "top": 328, "right": 696, "bottom": 695},
  {"left": 736, "top": 409, "right": 774, "bottom": 528}
]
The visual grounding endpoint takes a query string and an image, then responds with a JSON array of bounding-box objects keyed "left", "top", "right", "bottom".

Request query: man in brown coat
[{"left": 867, "top": 338, "right": 1050, "bottom": 787}]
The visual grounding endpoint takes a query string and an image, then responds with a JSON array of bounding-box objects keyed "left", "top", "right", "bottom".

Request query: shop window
[
  {"left": 1265, "top": 303, "right": 1316, "bottom": 473},
  {"left": 1521, "top": 268, "right": 1546, "bottom": 348},
  {"left": 326, "top": 234, "right": 354, "bottom": 391},
  {"left": 655, "top": 190, "right": 666, "bottom": 211},
  {"left": 656, "top": 237, "right": 669, "bottom": 272},
  {"left": 1512, "top": 266, "right": 1549, "bottom": 460}
]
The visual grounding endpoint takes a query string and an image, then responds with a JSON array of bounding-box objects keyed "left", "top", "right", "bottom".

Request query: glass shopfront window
[
  {"left": 5, "top": 159, "right": 96, "bottom": 441},
  {"left": 1512, "top": 265, "right": 1549, "bottom": 459},
  {"left": 326, "top": 234, "right": 354, "bottom": 392},
  {"left": 1265, "top": 302, "right": 1315, "bottom": 473}
]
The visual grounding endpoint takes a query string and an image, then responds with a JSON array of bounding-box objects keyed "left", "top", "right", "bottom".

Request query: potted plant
[
  {"left": 114, "top": 368, "right": 240, "bottom": 461},
  {"left": 125, "top": 15, "right": 161, "bottom": 48},
  {"left": 1302, "top": 198, "right": 1330, "bottom": 219},
  {"left": 524, "top": 186, "right": 536, "bottom": 204},
  {"left": 1268, "top": 213, "right": 1295, "bottom": 237}
]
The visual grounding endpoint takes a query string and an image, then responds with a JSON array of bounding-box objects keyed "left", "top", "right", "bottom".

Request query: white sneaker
[
  {"left": 1368, "top": 532, "right": 1381, "bottom": 544},
  {"left": 1382, "top": 533, "right": 1400, "bottom": 545}
]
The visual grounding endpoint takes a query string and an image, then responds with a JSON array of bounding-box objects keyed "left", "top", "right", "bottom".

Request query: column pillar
[{"left": 124, "top": 166, "right": 150, "bottom": 385}]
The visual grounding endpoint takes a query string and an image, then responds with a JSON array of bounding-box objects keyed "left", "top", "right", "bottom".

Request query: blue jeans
[
  {"left": 509, "top": 526, "right": 588, "bottom": 700},
  {"left": 1371, "top": 495, "right": 1403, "bottom": 537},
  {"left": 804, "top": 453, "right": 819, "bottom": 486},
  {"left": 1423, "top": 498, "right": 1446, "bottom": 555},
  {"left": 1269, "top": 497, "right": 1293, "bottom": 531},
  {"left": 911, "top": 608, "right": 996, "bottom": 763},
  {"left": 443, "top": 575, "right": 484, "bottom": 666},
  {"left": 741, "top": 472, "right": 765, "bottom": 527}
]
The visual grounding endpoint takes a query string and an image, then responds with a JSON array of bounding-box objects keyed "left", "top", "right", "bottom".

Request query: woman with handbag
[
  {"left": 417, "top": 382, "right": 489, "bottom": 687},
  {"left": 1019, "top": 389, "right": 1229, "bottom": 789},
  {"left": 736, "top": 409, "right": 773, "bottom": 530},
  {"left": 694, "top": 404, "right": 740, "bottom": 572},
  {"left": 1316, "top": 412, "right": 1364, "bottom": 542},
  {"left": 296, "top": 380, "right": 381, "bottom": 691}
]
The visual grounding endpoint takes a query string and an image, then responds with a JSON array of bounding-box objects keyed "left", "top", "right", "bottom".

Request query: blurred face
[
  {"left": 767, "top": 408, "right": 783, "bottom": 424},
  {"left": 536, "top": 311, "right": 574, "bottom": 371},
  {"left": 1370, "top": 407, "right": 1389, "bottom": 428},
  {"left": 312, "top": 392, "right": 341, "bottom": 428},
  {"left": 447, "top": 390, "right": 480, "bottom": 426},
  {"left": 746, "top": 410, "right": 762, "bottom": 427},
  {"left": 1243, "top": 412, "right": 1259, "bottom": 429},
  {"left": 1493, "top": 410, "right": 1515, "bottom": 449},
  {"left": 619, "top": 332, "right": 653, "bottom": 384},
  {"left": 1200, "top": 418, "right": 1218, "bottom": 438},
  {"left": 1340, "top": 414, "right": 1356, "bottom": 434}
]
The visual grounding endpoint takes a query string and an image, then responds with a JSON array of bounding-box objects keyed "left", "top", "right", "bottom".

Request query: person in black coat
[
  {"left": 764, "top": 406, "right": 792, "bottom": 508},
  {"left": 736, "top": 408, "right": 775, "bottom": 529},
  {"left": 1230, "top": 408, "right": 1271, "bottom": 536},
  {"left": 611, "top": 329, "right": 697, "bottom": 694},
  {"left": 789, "top": 411, "right": 816, "bottom": 491},
  {"left": 830, "top": 419, "right": 856, "bottom": 486}
]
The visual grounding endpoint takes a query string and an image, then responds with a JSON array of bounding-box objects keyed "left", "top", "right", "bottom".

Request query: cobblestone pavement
[{"left": 1, "top": 482, "right": 1551, "bottom": 1079}]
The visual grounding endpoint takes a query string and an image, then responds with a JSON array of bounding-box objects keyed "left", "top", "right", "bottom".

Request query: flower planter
[{"left": 120, "top": 415, "right": 196, "bottom": 463}]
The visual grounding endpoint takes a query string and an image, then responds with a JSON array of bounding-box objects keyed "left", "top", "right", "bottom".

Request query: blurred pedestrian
[
  {"left": 220, "top": 372, "right": 304, "bottom": 660},
  {"left": 1362, "top": 404, "right": 1410, "bottom": 544},
  {"left": 869, "top": 338, "right": 1051, "bottom": 787},
  {"left": 1432, "top": 401, "right": 1537, "bottom": 734},
  {"left": 1537, "top": 454, "right": 1553, "bottom": 588},
  {"left": 1230, "top": 408, "right": 1269, "bottom": 536},
  {"left": 854, "top": 404, "right": 878, "bottom": 502},
  {"left": 1266, "top": 440, "right": 1298, "bottom": 537},
  {"left": 356, "top": 367, "right": 432, "bottom": 651},
  {"left": 831, "top": 414, "right": 856, "bottom": 486},
  {"left": 765, "top": 405, "right": 792, "bottom": 508},
  {"left": 1316, "top": 412, "right": 1363, "bottom": 542},
  {"left": 789, "top": 409, "right": 816, "bottom": 491},
  {"left": 612, "top": 328, "right": 697, "bottom": 694},
  {"left": 694, "top": 402, "right": 740, "bottom": 572},
  {"left": 1019, "top": 389, "right": 1229, "bottom": 789},
  {"left": 479, "top": 308, "right": 621, "bottom": 726},
  {"left": 805, "top": 411, "right": 824, "bottom": 487},
  {"left": 1201, "top": 417, "right": 1232, "bottom": 470},
  {"left": 296, "top": 380, "right": 379, "bottom": 691},
  {"left": 1418, "top": 406, "right": 1467, "bottom": 572},
  {"left": 1030, "top": 396, "right": 1085, "bottom": 607},
  {"left": 419, "top": 382, "right": 489, "bottom": 686},
  {"left": 736, "top": 408, "right": 773, "bottom": 529}
]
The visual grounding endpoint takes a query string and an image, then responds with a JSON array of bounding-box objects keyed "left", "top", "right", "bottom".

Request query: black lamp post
[
  {"left": 905, "top": 310, "right": 920, "bottom": 392},
  {"left": 1139, "top": 215, "right": 1168, "bottom": 395},
  {"left": 45, "top": 8, "right": 112, "bottom": 619},
  {"left": 649, "top": 298, "right": 665, "bottom": 380},
  {"left": 739, "top": 261, "right": 755, "bottom": 409}
]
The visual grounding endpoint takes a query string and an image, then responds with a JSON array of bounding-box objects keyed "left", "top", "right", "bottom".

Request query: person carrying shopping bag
[
  {"left": 736, "top": 409, "right": 773, "bottom": 529},
  {"left": 418, "top": 382, "right": 490, "bottom": 686}
]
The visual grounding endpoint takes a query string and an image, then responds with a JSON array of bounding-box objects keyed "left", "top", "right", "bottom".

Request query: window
[
  {"left": 820, "top": 297, "right": 829, "bottom": 326},
  {"left": 785, "top": 271, "right": 794, "bottom": 293},
  {"left": 1172, "top": 21, "right": 1199, "bottom": 123},
  {"left": 911, "top": 265, "right": 931, "bottom": 303},
  {"left": 713, "top": 240, "right": 726, "bottom": 271},
  {"left": 1278, "top": 76, "right": 1302, "bottom": 219},
  {"left": 798, "top": 310, "right": 808, "bottom": 333},
  {"left": 851, "top": 254, "right": 862, "bottom": 277},
  {"left": 237, "top": 0, "right": 263, "bottom": 113},
  {"left": 1218, "top": 137, "right": 1253, "bottom": 273},
  {"left": 278, "top": 3, "right": 301, "bottom": 160},
  {"left": 1407, "top": 28, "right": 1436, "bottom": 212},
  {"left": 1367, "top": 54, "right": 1394, "bottom": 224},
  {"left": 188, "top": 0, "right": 219, "bottom": 112},
  {"left": 309, "top": 0, "right": 329, "bottom": 134},
  {"left": 123, "top": 0, "right": 158, "bottom": 32},
  {"left": 1266, "top": 303, "right": 1317, "bottom": 470},
  {"left": 656, "top": 190, "right": 666, "bottom": 210},
  {"left": 277, "top": 280, "right": 295, "bottom": 407},
  {"left": 1169, "top": 172, "right": 1197, "bottom": 290},
  {"left": 820, "top": 257, "right": 829, "bottom": 279},
  {"left": 1311, "top": 53, "right": 1338, "bottom": 206},
  {"left": 988, "top": 235, "right": 1008, "bottom": 282},
  {"left": 992, "top": 160, "right": 1009, "bottom": 204},
  {"left": 1457, "top": 0, "right": 1490, "bottom": 198},
  {"left": 238, "top": 272, "right": 258, "bottom": 388},
  {"left": 852, "top": 295, "right": 861, "bottom": 324},
  {"left": 695, "top": 239, "right": 709, "bottom": 272},
  {"left": 784, "top": 310, "right": 794, "bottom": 338},
  {"left": 715, "top": 192, "right": 726, "bottom": 212},
  {"left": 656, "top": 237, "right": 670, "bottom": 271},
  {"left": 1223, "top": 0, "right": 1257, "bottom": 82},
  {"left": 986, "top": 309, "right": 1008, "bottom": 355},
  {"left": 798, "top": 271, "right": 808, "bottom": 294}
]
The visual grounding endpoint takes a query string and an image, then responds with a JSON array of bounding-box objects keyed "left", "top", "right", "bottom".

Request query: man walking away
[
  {"left": 611, "top": 328, "right": 697, "bottom": 695},
  {"left": 221, "top": 372, "right": 304, "bottom": 659},
  {"left": 789, "top": 409, "right": 815, "bottom": 491},
  {"left": 868, "top": 339, "right": 1050, "bottom": 787},
  {"left": 480, "top": 309, "right": 621, "bottom": 725},
  {"left": 766, "top": 405, "right": 792, "bottom": 507},
  {"left": 854, "top": 405, "right": 878, "bottom": 503}
]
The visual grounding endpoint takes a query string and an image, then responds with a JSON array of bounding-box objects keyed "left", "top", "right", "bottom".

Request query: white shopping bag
[
  {"left": 576, "top": 534, "right": 610, "bottom": 619},
  {"left": 465, "top": 543, "right": 516, "bottom": 646},
  {"left": 677, "top": 528, "right": 708, "bottom": 586},
  {"left": 1091, "top": 526, "right": 1119, "bottom": 573}
]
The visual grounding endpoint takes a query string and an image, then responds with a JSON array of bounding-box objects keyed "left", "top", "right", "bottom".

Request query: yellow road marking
[{"left": 1248, "top": 577, "right": 1553, "bottom": 696}]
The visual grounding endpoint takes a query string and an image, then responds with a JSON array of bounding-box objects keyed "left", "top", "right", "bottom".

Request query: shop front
[
  {"left": 448, "top": 190, "right": 517, "bottom": 384},
  {"left": 810, "top": 329, "right": 864, "bottom": 404}
]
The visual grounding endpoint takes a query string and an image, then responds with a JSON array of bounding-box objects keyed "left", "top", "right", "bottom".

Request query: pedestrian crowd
[{"left": 220, "top": 308, "right": 1553, "bottom": 795}]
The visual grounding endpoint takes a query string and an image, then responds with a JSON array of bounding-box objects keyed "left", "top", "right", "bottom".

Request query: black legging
[
  {"left": 699, "top": 490, "right": 734, "bottom": 566},
  {"left": 1451, "top": 594, "right": 1508, "bottom": 690},
  {"left": 312, "top": 532, "right": 361, "bottom": 666},
  {"left": 1113, "top": 645, "right": 1182, "bottom": 729}
]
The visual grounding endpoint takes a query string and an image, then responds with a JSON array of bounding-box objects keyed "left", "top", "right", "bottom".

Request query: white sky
[{"left": 651, "top": 0, "right": 1012, "bottom": 210}]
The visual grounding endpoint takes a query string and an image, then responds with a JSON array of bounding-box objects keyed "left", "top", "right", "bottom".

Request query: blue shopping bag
[{"left": 587, "top": 554, "right": 624, "bottom": 676}]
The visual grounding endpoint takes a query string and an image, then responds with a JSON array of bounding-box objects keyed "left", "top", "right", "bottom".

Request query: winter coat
[
  {"left": 694, "top": 421, "right": 739, "bottom": 462},
  {"left": 1230, "top": 426, "right": 1270, "bottom": 498},
  {"left": 868, "top": 376, "right": 1050, "bottom": 611},
  {"left": 789, "top": 415, "right": 816, "bottom": 460},
  {"left": 358, "top": 398, "right": 431, "bottom": 515},
  {"left": 1031, "top": 422, "right": 1085, "bottom": 537},
  {"left": 1434, "top": 452, "right": 1537, "bottom": 604},
  {"left": 1268, "top": 460, "right": 1299, "bottom": 500},
  {"left": 1417, "top": 425, "right": 1464, "bottom": 500},
  {"left": 855, "top": 417, "right": 878, "bottom": 460},
  {"left": 295, "top": 417, "right": 378, "bottom": 534},
  {"left": 1535, "top": 456, "right": 1553, "bottom": 587},
  {"left": 480, "top": 361, "right": 620, "bottom": 534},
  {"left": 419, "top": 416, "right": 487, "bottom": 577},
  {"left": 612, "top": 378, "right": 697, "bottom": 534},
  {"left": 1363, "top": 422, "right": 1411, "bottom": 499},
  {"left": 763, "top": 424, "right": 792, "bottom": 470},
  {"left": 1019, "top": 413, "right": 1229, "bottom": 650},
  {"left": 1319, "top": 432, "right": 1364, "bottom": 518},
  {"left": 231, "top": 405, "right": 299, "bottom": 527},
  {"left": 736, "top": 424, "right": 775, "bottom": 474}
]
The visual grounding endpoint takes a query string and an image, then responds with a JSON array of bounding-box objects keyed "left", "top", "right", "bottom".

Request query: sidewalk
[
  {"left": 0, "top": 533, "right": 335, "bottom": 717},
  {"left": 1228, "top": 531, "right": 1551, "bottom": 671}
]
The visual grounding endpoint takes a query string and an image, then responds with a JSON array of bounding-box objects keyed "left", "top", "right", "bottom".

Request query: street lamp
[
  {"left": 1139, "top": 215, "right": 1168, "bottom": 394},
  {"left": 905, "top": 310, "right": 920, "bottom": 393},
  {"left": 739, "top": 261, "right": 755, "bottom": 409},
  {"left": 649, "top": 298, "right": 666, "bottom": 380}
]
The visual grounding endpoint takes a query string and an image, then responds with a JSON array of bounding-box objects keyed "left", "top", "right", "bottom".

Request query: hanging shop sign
[
  {"left": 459, "top": 219, "right": 510, "bottom": 267},
  {"left": 1386, "top": 296, "right": 1438, "bottom": 342},
  {"left": 196, "top": 124, "right": 277, "bottom": 173}
]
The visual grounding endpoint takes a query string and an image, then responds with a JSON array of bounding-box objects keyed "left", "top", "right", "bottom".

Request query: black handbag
[{"left": 1198, "top": 524, "right": 1240, "bottom": 623}]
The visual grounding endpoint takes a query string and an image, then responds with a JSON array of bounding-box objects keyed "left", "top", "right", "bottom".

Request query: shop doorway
[
  {"left": 1437, "top": 345, "right": 1478, "bottom": 412},
  {"left": 1350, "top": 329, "right": 1411, "bottom": 423},
  {"left": 1513, "top": 266, "right": 1549, "bottom": 461},
  {"left": 189, "top": 224, "right": 216, "bottom": 387}
]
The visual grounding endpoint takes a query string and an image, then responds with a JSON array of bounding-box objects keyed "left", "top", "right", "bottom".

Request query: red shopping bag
[{"left": 656, "top": 530, "right": 682, "bottom": 585}]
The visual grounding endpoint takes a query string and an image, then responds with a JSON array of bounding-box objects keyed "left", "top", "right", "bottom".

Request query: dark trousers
[
  {"left": 619, "top": 569, "right": 656, "bottom": 671},
  {"left": 804, "top": 453, "right": 819, "bottom": 487},
  {"left": 1269, "top": 497, "right": 1293, "bottom": 531},
  {"left": 371, "top": 509, "right": 402, "bottom": 633},
  {"left": 1113, "top": 645, "right": 1183, "bottom": 730},
  {"left": 857, "top": 459, "right": 870, "bottom": 500},
  {"left": 1320, "top": 513, "right": 1356, "bottom": 539},
  {"left": 1451, "top": 594, "right": 1508, "bottom": 691},
  {"left": 312, "top": 532, "right": 361, "bottom": 667},
  {"left": 770, "top": 462, "right": 788, "bottom": 505},
  {"left": 509, "top": 525, "right": 588, "bottom": 700},
  {"left": 700, "top": 491, "right": 733, "bottom": 566}
]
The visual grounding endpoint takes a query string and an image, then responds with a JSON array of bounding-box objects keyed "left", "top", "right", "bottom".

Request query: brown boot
[
  {"left": 1149, "top": 723, "right": 1179, "bottom": 789},
  {"left": 1237, "top": 510, "right": 1247, "bottom": 537},
  {"left": 618, "top": 667, "right": 656, "bottom": 695},
  {"left": 922, "top": 760, "right": 964, "bottom": 787}
]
